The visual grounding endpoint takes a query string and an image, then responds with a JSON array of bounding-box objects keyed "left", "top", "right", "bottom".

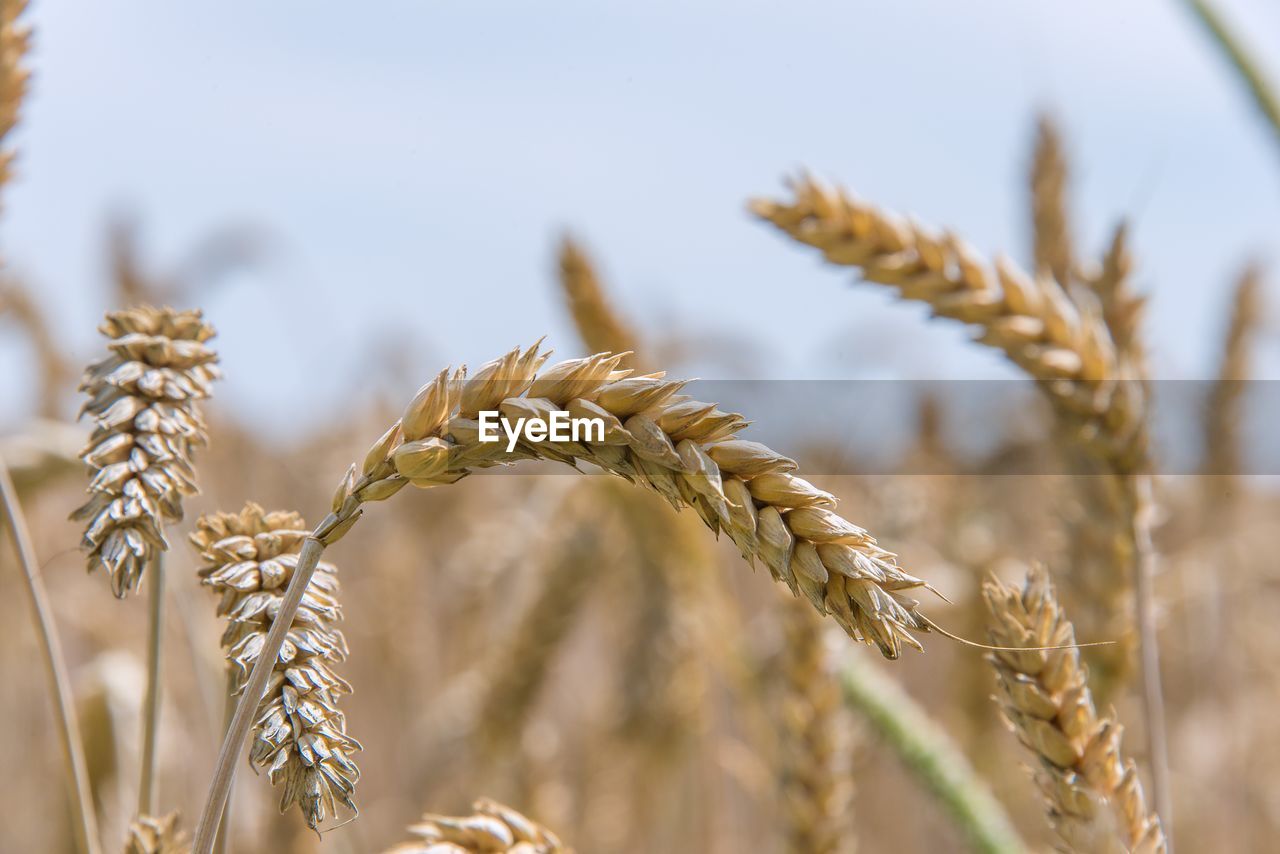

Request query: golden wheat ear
[
  {"left": 384, "top": 799, "right": 569, "bottom": 853},
  {"left": 189, "top": 503, "right": 360, "bottom": 833},
  {"left": 73, "top": 306, "right": 220, "bottom": 597},
  {"left": 125, "top": 812, "right": 189, "bottom": 854}
]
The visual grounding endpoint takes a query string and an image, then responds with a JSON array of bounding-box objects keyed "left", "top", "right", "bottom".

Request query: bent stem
[
  {"left": 138, "top": 551, "right": 165, "bottom": 816},
  {"left": 0, "top": 453, "right": 103, "bottom": 854},
  {"left": 192, "top": 519, "right": 342, "bottom": 853},
  {"left": 1128, "top": 473, "right": 1173, "bottom": 840},
  {"left": 839, "top": 654, "right": 1025, "bottom": 854}
]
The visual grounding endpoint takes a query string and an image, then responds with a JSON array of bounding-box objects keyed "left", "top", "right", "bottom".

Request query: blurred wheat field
[{"left": 3, "top": 2, "right": 1280, "bottom": 853}]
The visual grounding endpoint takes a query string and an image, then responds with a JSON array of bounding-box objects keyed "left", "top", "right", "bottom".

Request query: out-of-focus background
[{"left": 3, "top": 1, "right": 1280, "bottom": 852}]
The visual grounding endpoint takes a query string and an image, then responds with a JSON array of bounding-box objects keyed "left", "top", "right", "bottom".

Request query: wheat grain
[
  {"left": 777, "top": 601, "right": 849, "bottom": 854},
  {"left": 385, "top": 798, "right": 568, "bottom": 853},
  {"left": 189, "top": 503, "right": 360, "bottom": 831},
  {"left": 73, "top": 306, "right": 220, "bottom": 597},
  {"left": 984, "top": 566, "right": 1165, "bottom": 854},
  {"left": 125, "top": 812, "right": 189, "bottom": 854}
]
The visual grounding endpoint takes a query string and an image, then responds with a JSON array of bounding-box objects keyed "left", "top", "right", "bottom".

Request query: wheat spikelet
[
  {"left": 752, "top": 177, "right": 1148, "bottom": 473},
  {"left": 335, "top": 341, "right": 937, "bottom": 658},
  {"left": 1030, "top": 115, "right": 1074, "bottom": 288},
  {"left": 73, "top": 307, "right": 220, "bottom": 597},
  {"left": 125, "top": 812, "right": 189, "bottom": 854},
  {"left": 385, "top": 798, "right": 568, "bottom": 853},
  {"left": 189, "top": 502, "right": 360, "bottom": 830},
  {"left": 777, "top": 600, "right": 849, "bottom": 854},
  {"left": 1082, "top": 224, "right": 1144, "bottom": 366},
  {"left": 557, "top": 236, "right": 640, "bottom": 363},
  {"left": 984, "top": 566, "right": 1165, "bottom": 854},
  {"left": 1203, "top": 264, "right": 1262, "bottom": 480}
]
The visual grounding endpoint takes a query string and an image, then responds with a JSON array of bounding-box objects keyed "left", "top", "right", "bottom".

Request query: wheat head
[
  {"left": 385, "top": 798, "right": 569, "bottom": 854},
  {"left": 125, "top": 812, "right": 189, "bottom": 854},
  {"left": 1030, "top": 115, "right": 1074, "bottom": 288},
  {"left": 984, "top": 566, "right": 1165, "bottom": 854},
  {"left": 1203, "top": 263, "right": 1262, "bottom": 480},
  {"left": 557, "top": 235, "right": 639, "bottom": 362},
  {"left": 73, "top": 306, "right": 219, "bottom": 597},
  {"left": 189, "top": 502, "right": 360, "bottom": 830}
]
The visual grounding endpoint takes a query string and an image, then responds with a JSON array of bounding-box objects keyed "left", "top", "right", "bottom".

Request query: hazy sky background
[{"left": 2, "top": 0, "right": 1278, "bottom": 443}]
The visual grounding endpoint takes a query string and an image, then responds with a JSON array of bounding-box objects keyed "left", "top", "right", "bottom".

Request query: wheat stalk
[
  {"left": 385, "top": 798, "right": 569, "bottom": 853},
  {"left": 778, "top": 601, "right": 850, "bottom": 854},
  {"left": 192, "top": 341, "right": 941, "bottom": 851},
  {"left": 189, "top": 503, "right": 361, "bottom": 832},
  {"left": 753, "top": 178, "right": 1172, "bottom": 834},
  {"left": 984, "top": 566, "right": 1166, "bottom": 854}
]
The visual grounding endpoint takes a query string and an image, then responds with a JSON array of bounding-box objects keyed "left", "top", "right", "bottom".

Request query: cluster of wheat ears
[{"left": 4, "top": 2, "right": 1278, "bottom": 853}]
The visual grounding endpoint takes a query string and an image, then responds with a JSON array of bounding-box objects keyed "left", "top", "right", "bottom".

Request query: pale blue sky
[{"left": 2, "top": 1, "right": 1278, "bottom": 441}]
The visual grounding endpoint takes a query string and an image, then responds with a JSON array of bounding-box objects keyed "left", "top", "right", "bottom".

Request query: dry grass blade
[
  {"left": 125, "top": 812, "right": 189, "bottom": 854},
  {"left": 984, "top": 566, "right": 1166, "bottom": 854},
  {"left": 384, "top": 798, "right": 569, "bottom": 853},
  {"left": 73, "top": 306, "right": 220, "bottom": 597},
  {"left": 1030, "top": 114, "right": 1074, "bottom": 288},
  {"left": 557, "top": 235, "right": 639, "bottom": 363},
  {"left": 189, "top": 503, "right": 361, "bottom": 832},
  {"left": 777, "top": 601, "right": 849, "bottom": 854},
  {"left": 193, "top": 341, "right": 942, "bottom": 852}
]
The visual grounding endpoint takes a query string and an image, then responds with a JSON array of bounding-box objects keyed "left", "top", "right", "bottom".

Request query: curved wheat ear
[
  {"left": 777, "top": 601, "right": 849, "bottom": 854},
  {"left": 73, "top": 306, "right": 219, "bottom": 597},
  {"left": 1030, "top": 114, "right": 1074, "bottom": 288},
  {"left": 189, "top": 503, "right": 360, "bottom": 831},
  {"left": 984, "top": 567, "right": 1166, "bottom": 854},
  {"left": 557, "top": 235, "right": 640, "bottom": 362},
  {"left": 125, "top": 812, "right": 189, "bottom": 854},
  {"left": 190, "top": 341, "right": 941, "bottom": 851},
  {"left": 385, "top": 799, "right": 568, "bottom": 853},
  {"left": 752, "top": 177, "right": 1147, "bottom": 474}
]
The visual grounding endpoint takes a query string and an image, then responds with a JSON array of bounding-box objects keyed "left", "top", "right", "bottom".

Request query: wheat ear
[
  {"left": 189, "top": 503, "right": 360, "bottom": 832},
  {"left": 385, "top": 798, "right": 568, "bottom": 853},
  {"left": 1202, "top": 264, "right": 1262, "bottom": 482},
  {"left": 778, "top": 601, "right": 850, "bottom": 854},
  {"left": 125, "top": 813, "right": 189, "bottom": 854},
  {"left": 557, "top": 235, "right": 640, "bottom": 362},
  {"left": 753, "top": 178, "right": 1172, "bottom": 833},
  {"left": 192, "top": 341, "right": 940, "bottom": 851},
  {"left": 1030, "top": 114, "right": 1074, "bottom": 288},
  {"left": 985, "top": 566, "right": 1166, "bottom": 853}
]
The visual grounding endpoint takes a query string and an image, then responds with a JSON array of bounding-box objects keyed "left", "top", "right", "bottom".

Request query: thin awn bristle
[
  {"left": 189, "top": 502, "right": 361, "bottom": 831},
  {"left": 984, "top": 566, "right": 1166, "bottom": 854},
  {"left": 72, "top": 306, "right": 220, "bottom": 597},
  {"left": 384, "top": 798, "right": 569, "bottom": 854}
]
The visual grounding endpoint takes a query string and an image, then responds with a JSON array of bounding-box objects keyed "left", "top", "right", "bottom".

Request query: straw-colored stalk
[
  {"left": 778, "top": 601, "right": 850, "bottom": 854},
  {"left": 189, "top": 503, "right": 360, "bottom": 832},
  {"left": 753, "top": 179, "right": 1171, "bottom": 833},
  {"left": 0, "top": 455, "right": 103, "bottom": 854},
  {"left": 384, "top": 798, "right": 568, "bottom": 853},
  {"left": 984, "top": 566, "right": 1166, "bottom": 854},
  {"left": 192, "top": 341, "right": 942, "bottom": 852}
]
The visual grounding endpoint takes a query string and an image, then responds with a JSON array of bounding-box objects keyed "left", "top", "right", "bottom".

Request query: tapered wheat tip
[
  {"left": 335, "top": 341, "right": 937, "bottom": 659},
  {"left": 556, "top": 234, "right": 640, "bottom": 362},
  {"left": 1030, "top": 114, "right": 1074, "bottom": 287},
  {"left": 984, "top": 566, "right": 1166, "bottom": 854},
  {"left": 752, "top": 176, "right": 1148, "bottom": 473},
  {"left": 1203, "top": 264, "right": 1263, "bottom": 478},
  {"left": 189, "top": 502, "right": 360, "bottom": 830},
  {"left": 73, "top": 306, "right": 220, "bottom": 597},
  {"left": 384, "top": 798, "right": 569, "bottom": 853},
  {"left": 125, "top": 811, "right": 189, "bottom": 854}
]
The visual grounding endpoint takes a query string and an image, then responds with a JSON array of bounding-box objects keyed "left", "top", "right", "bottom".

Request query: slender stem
[
  {"left": 1180, "top": 0, "right": 1280, "bottom": 161},
  {"left": 212, "top": 671, "right": 237, "bottom": 854},
  {"left": 192, "top": 532, "right": 330, "bottom": 853},
  {"left": 137, "top": 550, "right": 165, "bottom": 816},
  {"left": 1128, "top": 473, "right": 1173, "bottom": 844},
  {"left": 0, "top": 453, "right": 103, "bottom": 854},
  {"left": 839, "top": 655, "right": 1026, "bottom": 854}
]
